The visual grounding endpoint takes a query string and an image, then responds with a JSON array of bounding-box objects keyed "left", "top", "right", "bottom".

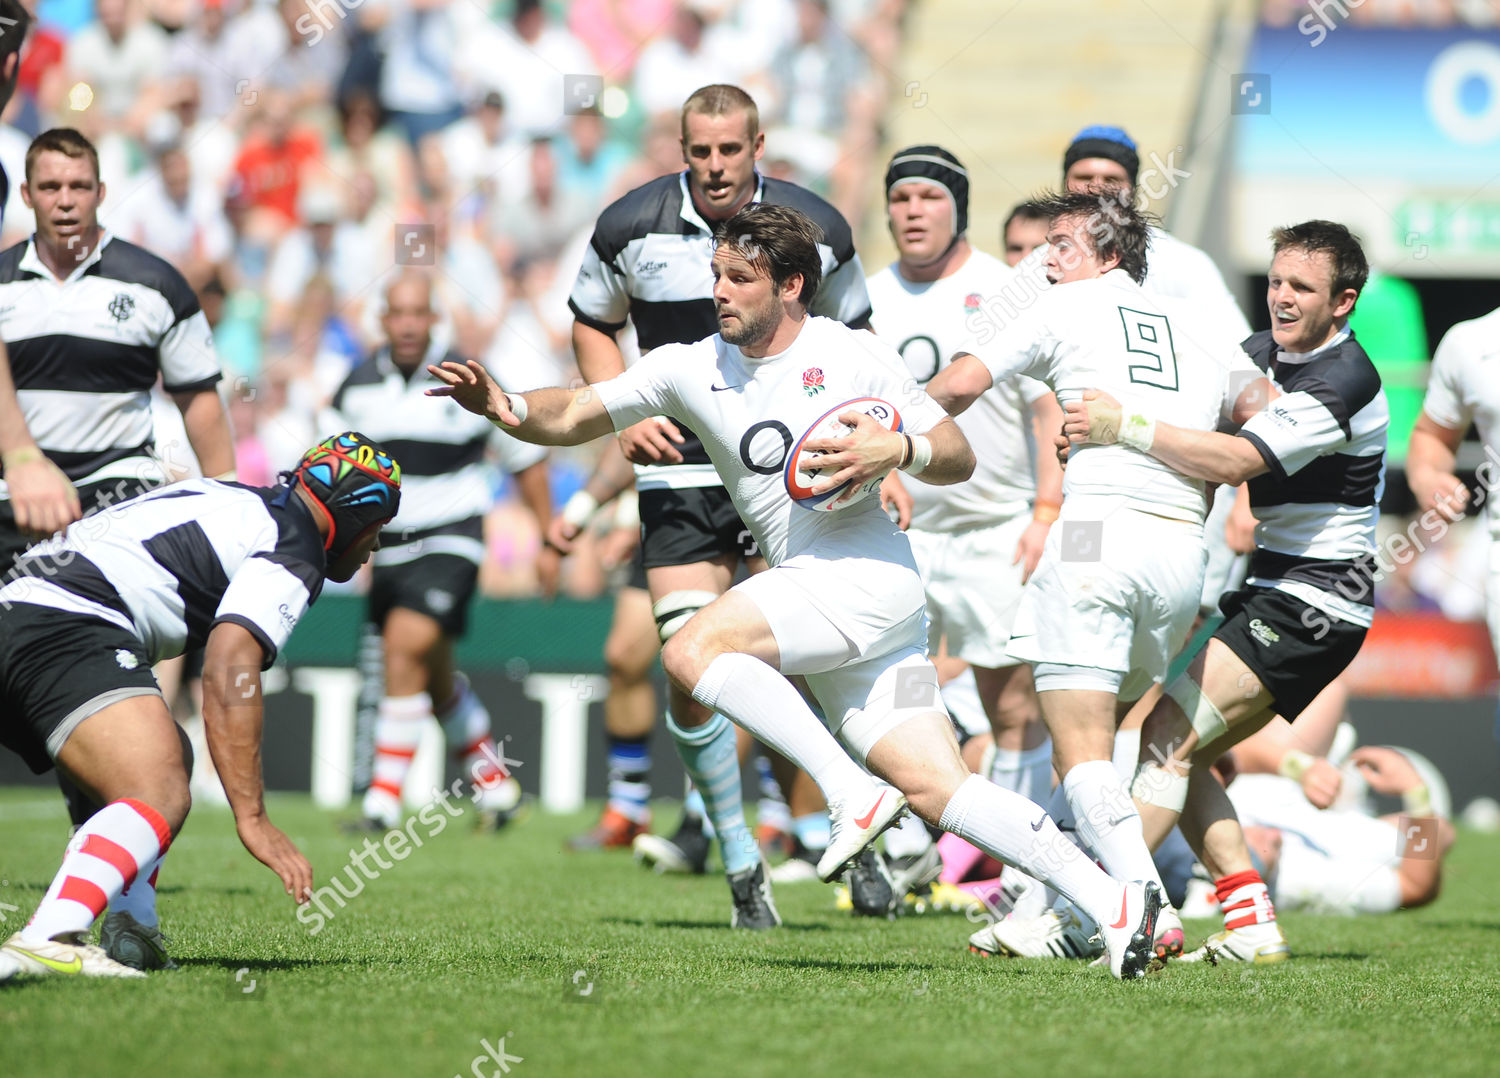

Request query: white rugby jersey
[
  {"left": 867, "top": 248, "right": 1049, "bottom": 530},
  {"left": 1238, "top": 327, "right": 1388, "bottom": 627},
  {"left": 0, "top": 232, "right": 220, "bottom": 495},
  {"left": 595, "top": 316, "right": 950, "bottom": 567},
  {"left": 963, "top": 270, "right": 1254, "bottom": 525},
  {"left": 1422, "top": 306, "right": 1500, "bottom": 538},
  {"left": 569, "top": 171, "right": 872, "bottom": 493},
  {"left": 1014, "top": 226, "right": 1251, "bottom": 340},
  {"left": 0, "top": 479, "right": 326, "bottom": 666},
  {"left": 328, "top": 341, "right": 546, "bottom": 568}
]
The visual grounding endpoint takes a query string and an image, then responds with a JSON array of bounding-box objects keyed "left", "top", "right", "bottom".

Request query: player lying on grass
[
  {"left": 431, "top": 202, "right": 1162, "bottom": 977},
  {"left": 0, "top": 433, "right": 402, "bottom": 980}
]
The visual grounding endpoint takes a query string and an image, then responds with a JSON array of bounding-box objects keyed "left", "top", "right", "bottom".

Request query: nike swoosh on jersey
[
  {"left": 710, "top": 384, "right": 744, "bottom": 392},
  {"left": 854, "top": 791, "right": 888, "bottom": 829},
  {"left": 1030, "top": 815, "right": 1047, "bottom": 832}
]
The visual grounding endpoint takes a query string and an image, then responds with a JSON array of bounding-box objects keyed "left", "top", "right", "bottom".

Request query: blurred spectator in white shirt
[
  {"left": 437, "top": 90, "right": 530, "bottom": 218},
  {"left": 367, "top": 0, "right": 465, "bottom": 146},
  {"left": 265, "top": 183, "right": 383, "bottom": 340},
  {"left": 632, "top": 4, "right": 743, "bottom": 120},
  {"left": 488, "top": 137, "right": 593, "bottom": 283},
  {"left": 458, "top": 0, "right": 592, "bottom": 139},
  {"left": 65, "top": 0, "right": 170, "bottom": 134},
  {"left": 110, "top": 142, "right": 235, "bottom": 292},
  {"left": 314, "top": 89, "right": 422, "bottom": 225}
]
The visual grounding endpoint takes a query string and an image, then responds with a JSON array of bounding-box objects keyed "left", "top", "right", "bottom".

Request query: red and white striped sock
[
  {"left": 1217, "top": 869, "right": 1277, "bottom": 930},
  {"left": 439, "top": 676, "right": 518, "bottom": 812},
  {"left": 361, "top": 693, "right": 431, "bottom": 826},
  {"left": 108, "top": 853, "right": 165, "bottom": 927},
  {"left": 23, "top": 799, "right": 171, "bottom": 945}
]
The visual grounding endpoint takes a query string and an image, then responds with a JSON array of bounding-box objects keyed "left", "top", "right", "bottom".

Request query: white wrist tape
[
  {"left": 561, "top": 490, "right": 599, "bottom": 529},
  {"left": 1403, "top": 784, "right": 1435, "bottom": 817},
  {"left": 504, "top": 392, "right": 528, "bottom": 424},
  {"left": 1119, "top": 412, "right": 1156, "bottom": 452},
  {"left": 902, "top": 434, "right": 933, "bottom": 475},
  {"left": 1278, "top": 749, "right": 1316, "bottom": 782}
]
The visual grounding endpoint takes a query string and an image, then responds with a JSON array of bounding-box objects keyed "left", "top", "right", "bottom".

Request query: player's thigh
[
  {"left": 659, "top": 587, "right": 784, "bottom": 689},
  {"left": 55, "top": 694, "right": 190, "bottom": 832}
]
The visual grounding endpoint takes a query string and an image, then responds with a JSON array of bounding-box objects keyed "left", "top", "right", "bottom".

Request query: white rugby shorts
[
  {"left": 908, "top": 513, "right": 1031, "bottom": 669},
  {"left": 1007, "top": 507, "right": 1205, "bottom": 701}
]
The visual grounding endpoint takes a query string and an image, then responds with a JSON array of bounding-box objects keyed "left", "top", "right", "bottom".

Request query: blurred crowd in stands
[{"left": 1, "top": 0, "right": 905, "bottom": 598}]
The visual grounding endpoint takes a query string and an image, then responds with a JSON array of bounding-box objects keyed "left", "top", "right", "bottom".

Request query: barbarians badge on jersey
[
  {"left": 802, "top": 367, "right": 825, "bottom": 396},
  {"left": 108, "top": 293, "right": 135, "bottom": 322},
  {"left": 115, "top": 649, "right": 139, "bottom": 670}
]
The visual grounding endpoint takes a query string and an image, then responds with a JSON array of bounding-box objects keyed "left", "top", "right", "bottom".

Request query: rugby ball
[{"left": 785, "top": 397, "right": 904, "bottom": 511}]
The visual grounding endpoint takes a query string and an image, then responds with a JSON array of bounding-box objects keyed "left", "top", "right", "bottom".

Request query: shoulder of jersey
[
  {"left": 1241, "top": 329, "right": 1277, "bottom": 364},
  {"left": 760, "top": 178, "right": 855, "bottom": 258},
  {"left": 0, "top": 239, "right": 29, "bottom": 283},
  {"left": 590, "top": 173, "right": 685, "bottom": 259},
  {"left": 97, "top": 237, "right": 200, "bottom": 321}
]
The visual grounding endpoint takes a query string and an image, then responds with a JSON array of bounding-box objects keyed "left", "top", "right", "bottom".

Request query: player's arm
[
  {"left": 1407, "top": 412, "right": 1469, "bottom": 523},
  {"left": 173, "top": 386, "right": 236, "bottom": 479},
  {"left": 428, "top": 359, "right": 615, "bottom": 446},
  {"left": 201, "top": 620, "right": 313, "bottom": 903},
  {"left": 925, "top": 353, "right": 994, "bottom": 417},
  {"left": 547, "top": 438, "right": 637, "bottom": 554},
  {"left": 1016, "top": 390, "right": 1064, "bottom": 580},
  {"left": 573, "top": 320, "right": 684, "bottom": 464},
  {"left": 1062, "top": 389, "right": 1269, "bottom": 485},
  {"left": 0, "top": 339, "right": 81, "bottom": 536}
]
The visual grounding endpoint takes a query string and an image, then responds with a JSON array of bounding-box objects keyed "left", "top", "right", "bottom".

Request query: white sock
[
  {"left": 989, "top": 738, "right": 1054, "bottom": 806},
  {"left": 883, "top": 812, "right": 934, "bottom": 860},
  {"left": 691, "top": 653, "right": 869, "bottom": 798},
  {"left": 1063, "top": 759, "right": 1166, "bottom": 890},
  {"left": 1112, "top": 727, "right": 1141, "bottom": 782},
  {"left": 362, "top": 692, "right": 430, "bottom": 826},
  {"left": 1010, "top": 784, "right": 1081, "bottom": 918},
  {"left": 937, "top": 774, "right": 1121, "bottom": 932}
]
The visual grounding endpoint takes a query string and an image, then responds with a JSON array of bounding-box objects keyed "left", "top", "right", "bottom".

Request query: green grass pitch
[{"left": 3, "top": 788, "right": 1499, "bottom": 1077}]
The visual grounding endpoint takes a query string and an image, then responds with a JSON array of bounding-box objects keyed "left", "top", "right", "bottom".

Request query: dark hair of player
[
  {"left": 1031, "top": 190, "right": 1155, "bottom": 286},
  {"left": 0, "top": 0, "right": 31, "bottom": 114},
  {"left": 1270, "top": 220, "right": 1369, "bottom": 306},
  {"left": 1003, "top": 200, "right": 1049, "bottom": 234},
  {"left": 681, "top": 84, "right": 760, "bottom": 142},
  {"left": 713, "top": 203, "right": 824, "bottom": 307},
  {"left": 25, "top": 127, "right": 102, "bottom": 185}
]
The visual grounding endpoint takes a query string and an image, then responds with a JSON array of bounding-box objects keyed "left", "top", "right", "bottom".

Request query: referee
[
  {"left": 564, "top": 84, "right": 873, "bottom": 883},
  {"left": 0, "top": 4, "right": 81, "bottom": 550},
  {"left": 0, "top": 127, "right": 234, "bottom": 827}
]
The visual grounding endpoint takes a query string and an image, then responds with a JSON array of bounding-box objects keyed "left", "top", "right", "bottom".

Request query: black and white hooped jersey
[
  {"left": 569, "top": 171, "right": 872, "bottom": 492},
  {"left": 0, "top": 479, "right": 326, "bottom": 667},
  {"left": 0, "top": 232, "right": 221, "bottom": 493},
  {"left": 328, "top": 342, "right": 546, "bottom": 567},
  {"left": 595, "top": 316, "right": 949, "bottom": 568},
  {"left": 1237, "top": 327, "right": 1387, "bottom": 627}
]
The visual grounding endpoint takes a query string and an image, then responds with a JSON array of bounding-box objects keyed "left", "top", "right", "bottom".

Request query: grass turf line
[{"left": 2, "top": 789, "right": 1499, "bottom": 1077}]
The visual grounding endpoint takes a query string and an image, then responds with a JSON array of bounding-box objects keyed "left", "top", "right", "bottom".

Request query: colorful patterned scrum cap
[{"left": 292, "top": 432, "right": 403, "bottom": 558}]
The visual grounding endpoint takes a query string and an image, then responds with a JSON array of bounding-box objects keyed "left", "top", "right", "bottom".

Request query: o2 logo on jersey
[
  {"left": 897, "top": 334, "right": 941, "bottom": 384},
  {"left": 738, "top": 420, "right": 793, "bottom": 475}
]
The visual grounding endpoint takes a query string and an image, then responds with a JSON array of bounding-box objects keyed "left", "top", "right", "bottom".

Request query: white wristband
[
  {"left": 561, "top": 490, "right": 599, "bottom": 529},
  {"left": 902, "top": 434, "right": 933, "bottom": 475},
  {"left": 502, "top": 392, "right": 528, "bottom": 425},
  {"left": 1277, "top": 749, "right": 1315, "bottom": 782},
  {"left": 1119, "top": 412, "right": 1156, "bottom": 452}
]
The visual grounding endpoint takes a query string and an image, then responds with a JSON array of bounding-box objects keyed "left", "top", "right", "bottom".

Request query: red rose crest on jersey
[
  {"left": 802, "top": 367, "right": 825, "bottom": 396},
  {"left": 964, "top": 293, "right": 982, "bottom": 311}
]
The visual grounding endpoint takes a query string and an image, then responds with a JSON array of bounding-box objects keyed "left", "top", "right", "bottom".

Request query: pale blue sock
[
  {"left": 682, "top": 786, "right": 715, "bottom": 839},
  {"left": 668, "top": 713, "right": 754, "bottom": 874}
]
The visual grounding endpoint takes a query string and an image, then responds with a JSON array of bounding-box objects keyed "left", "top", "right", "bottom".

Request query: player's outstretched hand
[
  {"left": 236, "top": 814, "right": 314, "bottom": 904},
  {"left": 618, "top": 417, "right": 685, "bottom": 465},
  {"left": 803, "top": 410, "right": 904, "bottom": 501},
  {"left": 1350, "top": 745, "right": 1422, "bottom": 797},
  {"left": 1414, "top": 472, "right": 1471, "bottom": 525},
  {"left": 426, "top": 359, "right": 518, "bottom": 425},
  {"left": 6, "top": 453, "right": 82, "bottom": 538},
  {"left": 880, "top": 470, "right": 913, "bottom": 529},
  {"left": 1061, "top": 389, "right": 1122, "bottom": 445}
]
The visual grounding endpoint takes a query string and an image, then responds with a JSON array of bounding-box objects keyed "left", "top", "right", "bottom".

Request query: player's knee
[{"left": 603, "top": 627, "right": 653, "bottom": 681}]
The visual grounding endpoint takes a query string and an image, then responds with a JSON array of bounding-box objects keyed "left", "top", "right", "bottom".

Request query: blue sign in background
[{"left": 1239, "top": 26, "right": 1500, "bottom": 182}]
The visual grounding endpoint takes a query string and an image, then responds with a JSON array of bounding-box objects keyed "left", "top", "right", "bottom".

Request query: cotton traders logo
[
  {"left": 108, "top": 293, "right": 135, "bottom": 322},
  {"left": 1248, "top": 618, "right": 1280, "bottom": 647},
  {"left": 636, "top": 259, "right": 669, "bottom": 278},
  {"left": 802, "top": 367, "right": 825, "bottom": 396}
]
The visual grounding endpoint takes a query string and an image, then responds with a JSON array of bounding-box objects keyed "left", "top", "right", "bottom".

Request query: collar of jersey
[
  {"left": 20, "top": 229, "right": 114, "bottom": 283},
  {"left": 677, "top": 171, "right": 765, "bottom": 233},
  {"left": 375, "top": 337, "right": 448, "bottom": 382},
  {"left": 1276, "top": 325, "right": 1351, "bottom": 366}
]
